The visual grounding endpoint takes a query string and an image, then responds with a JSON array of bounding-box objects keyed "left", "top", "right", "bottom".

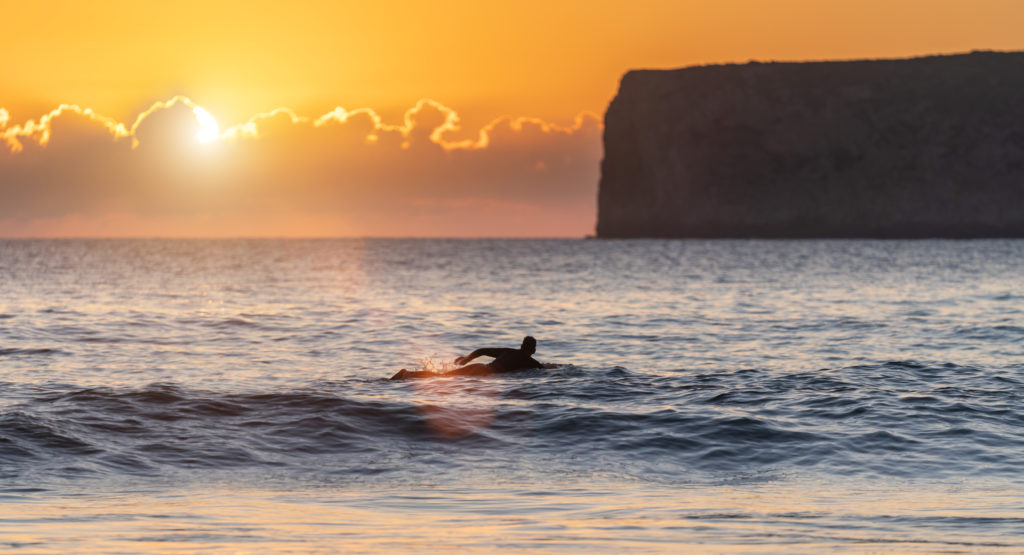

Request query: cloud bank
[{"left": 0, "top": 97, "right": 601, "bottom": 237}]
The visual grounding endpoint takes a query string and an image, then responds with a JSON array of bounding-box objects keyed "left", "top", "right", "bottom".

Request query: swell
[{"left": 2, "top": 362, "right": 1022, "bottom": 485}]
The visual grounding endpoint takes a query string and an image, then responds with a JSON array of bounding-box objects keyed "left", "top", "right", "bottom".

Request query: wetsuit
[
  {"left": 390, "top": 346, "right": 542, "bottom": 379},
  {"left": 450, "top": 347, "right": 543, "bottom": 375}
]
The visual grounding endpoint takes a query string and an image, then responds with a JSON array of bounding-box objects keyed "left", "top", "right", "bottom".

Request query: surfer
[{"left": 390, "top": 336, "right": 553, "bottom": 379}]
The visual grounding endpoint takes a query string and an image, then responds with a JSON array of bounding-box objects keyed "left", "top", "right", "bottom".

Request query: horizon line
[{"left": 0, "top": 235, "right": 595, "bottom": 240}]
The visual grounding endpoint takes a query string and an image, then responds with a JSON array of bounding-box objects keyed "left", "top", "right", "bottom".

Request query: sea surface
[{"left": 1, "top": 238, "right": 1022, "bottom": 553}]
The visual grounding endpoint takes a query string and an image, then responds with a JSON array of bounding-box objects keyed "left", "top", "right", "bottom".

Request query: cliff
[{"left": 596, "top": 51, "right": 1024, "bottom": 238}]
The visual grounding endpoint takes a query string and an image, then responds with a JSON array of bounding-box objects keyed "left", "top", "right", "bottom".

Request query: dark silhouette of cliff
[{"left": 597, "top": 51, "right": 1024, "bottom": 238}]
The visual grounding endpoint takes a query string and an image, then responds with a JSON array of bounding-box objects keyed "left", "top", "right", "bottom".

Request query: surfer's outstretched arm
[{"left": 454, "top": 347, "right": 509, "bottom": 366}]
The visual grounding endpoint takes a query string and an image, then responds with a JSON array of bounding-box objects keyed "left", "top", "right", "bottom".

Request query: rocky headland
[{"left": 597, "top": 51, "right": 1024, "bottom": 238}]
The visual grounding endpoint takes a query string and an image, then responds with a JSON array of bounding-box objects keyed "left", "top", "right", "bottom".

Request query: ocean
[{"left": 1, "top": 238, "right": 1022, "bottom": 553}]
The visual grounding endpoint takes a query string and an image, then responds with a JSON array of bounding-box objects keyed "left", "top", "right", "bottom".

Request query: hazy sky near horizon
[{"left": 3, "top": 0, "right": 1024, "bottom": 237}]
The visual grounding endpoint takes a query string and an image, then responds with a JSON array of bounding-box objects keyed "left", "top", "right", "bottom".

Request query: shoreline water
[{"left": 5, "top": 480, "right": 1022, "bottom": 553}]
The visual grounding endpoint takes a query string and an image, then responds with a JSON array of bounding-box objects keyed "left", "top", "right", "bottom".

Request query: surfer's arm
[
  {"left": 454, "top": 348, "right": 507, "bottom": 366},
  {"left": 525, "top": 356, "right": 545, "bottom": 369},
  {"left": 526, "top": 357, "right": 558, "bottom": 369}
]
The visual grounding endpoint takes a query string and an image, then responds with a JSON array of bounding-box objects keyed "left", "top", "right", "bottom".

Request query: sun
[{"left": 192, "top": 106, "right": 220, "bottom": 143}]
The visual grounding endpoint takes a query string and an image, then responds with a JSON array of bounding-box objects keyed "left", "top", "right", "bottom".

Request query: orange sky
[{"left": 3, "top": 0, "right": 1024, "bottom": 237}]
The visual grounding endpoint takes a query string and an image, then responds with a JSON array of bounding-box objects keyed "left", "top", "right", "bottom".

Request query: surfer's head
[{"left": 521, "top": 336, "right": 536, "bottom": 354}]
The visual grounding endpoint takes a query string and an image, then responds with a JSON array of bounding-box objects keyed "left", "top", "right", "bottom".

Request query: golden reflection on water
[
  {"left": 2, "top": 482, "right": 1019, "bottom": 553},
  {"left": 407, "top": 364, "right": 500, "bottom": 440}
]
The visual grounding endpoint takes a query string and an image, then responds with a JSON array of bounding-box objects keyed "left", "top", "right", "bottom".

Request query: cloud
[
  {"left": 1, "top": 104, "right": 128, "bottom": 153},
  {"left": 0, "top": 97, "right": 601, "bottom": 237},
  {"left": 129, "top": 96, "right": 206, "bottom": 150}
]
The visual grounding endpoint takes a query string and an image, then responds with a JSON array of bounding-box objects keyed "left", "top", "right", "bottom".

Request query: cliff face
[{"left": 597, "top": 52, "right": 1024, "bottom": 238}]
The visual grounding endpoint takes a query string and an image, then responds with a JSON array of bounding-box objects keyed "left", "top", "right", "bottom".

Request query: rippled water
[{"left": 1, "top": 239, "right": 1023, "bottom": 552}]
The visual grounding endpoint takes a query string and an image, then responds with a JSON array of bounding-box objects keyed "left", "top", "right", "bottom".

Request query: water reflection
[{"left": 3, "top": 481, "right": 1021, "bottom": 553}]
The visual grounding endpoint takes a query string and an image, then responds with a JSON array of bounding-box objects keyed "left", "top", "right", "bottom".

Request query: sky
[{"left": 3, "top": 0, "right": 1024, "bottom": 237}]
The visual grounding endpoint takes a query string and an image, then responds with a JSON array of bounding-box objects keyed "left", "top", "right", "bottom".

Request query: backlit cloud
[
  {"left": 1, "top": 104, "right": 128, "bottom": 152},
  {"left": 0, "top": 98, "right": 601, "bottom": 237}
]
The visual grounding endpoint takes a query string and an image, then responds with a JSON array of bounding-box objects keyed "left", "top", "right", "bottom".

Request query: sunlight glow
[{"left": 193, "top": 106, "right": 220, "bottom": 143}]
